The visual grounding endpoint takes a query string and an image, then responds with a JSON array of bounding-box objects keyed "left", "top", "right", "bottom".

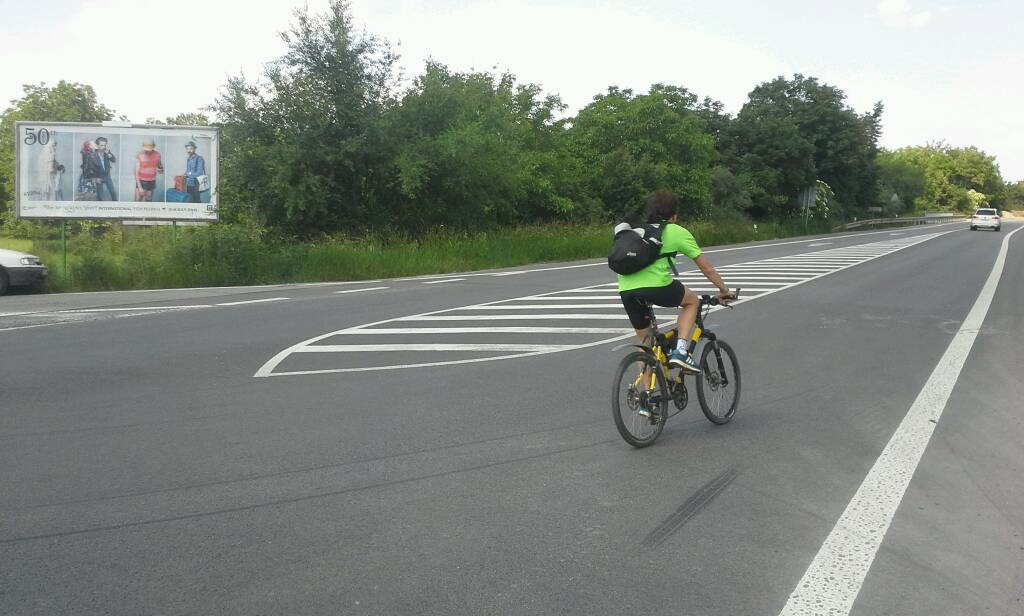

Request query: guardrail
[{"left": 832, "top": 215, "right": 967, "bottom": 232}]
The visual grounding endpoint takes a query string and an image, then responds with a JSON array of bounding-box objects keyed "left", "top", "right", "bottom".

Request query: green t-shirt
[{"left": 617, "top": 223, "right": 702, "bottom": 292}]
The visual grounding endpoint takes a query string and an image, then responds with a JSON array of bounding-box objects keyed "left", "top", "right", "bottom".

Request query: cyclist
[{"left": 617, "top": 190, "right": 734, "bottom": 374}]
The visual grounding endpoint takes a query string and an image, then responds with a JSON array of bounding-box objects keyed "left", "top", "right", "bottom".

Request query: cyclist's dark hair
[{"left": 645, "top": 190, "right": 679, "bottom": 223}]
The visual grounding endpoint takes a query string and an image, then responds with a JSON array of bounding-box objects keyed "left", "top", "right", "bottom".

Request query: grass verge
[{"left": 2, "top": 218, "right": 835, "bottom": 293}]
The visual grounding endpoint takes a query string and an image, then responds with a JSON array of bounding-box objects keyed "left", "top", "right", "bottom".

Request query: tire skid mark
[{"left": 640, "top": 468, "right": 740, "bottom": 549}]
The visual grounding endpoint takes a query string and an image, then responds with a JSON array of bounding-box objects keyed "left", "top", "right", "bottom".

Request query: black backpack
[{"left": 607, "top": 223, "right": 677, "bottom": 275}]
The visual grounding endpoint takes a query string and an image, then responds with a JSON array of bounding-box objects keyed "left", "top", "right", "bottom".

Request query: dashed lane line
[
  {"left": 59, "top": 305, "right": 213, "bottom": 313},
  {"left": 334, "top": 286, "right": 390, "bottom": 294},
  {"left": 216, "top": 297, "right": 290, "bottom": 306},
  {"left": 423, "top": 278, "right": 465, "bottom": 285}
]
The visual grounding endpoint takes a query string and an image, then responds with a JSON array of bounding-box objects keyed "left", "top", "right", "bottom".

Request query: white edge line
[
  {"left": 777, "top": 224, "right": 1023, "bottom": 615},
  {"left": 254, "top": 230, "right": 955, "bottom": 377}
]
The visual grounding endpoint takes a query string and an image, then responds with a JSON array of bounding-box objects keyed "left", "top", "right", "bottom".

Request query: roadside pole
[{"left": 60, "top": 220, "right": 69, "bottom": 282}]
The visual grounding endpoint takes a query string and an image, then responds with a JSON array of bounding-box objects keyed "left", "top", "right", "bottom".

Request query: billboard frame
[{"left": 14, "top": 121, "right": 220, "bottom": 223}]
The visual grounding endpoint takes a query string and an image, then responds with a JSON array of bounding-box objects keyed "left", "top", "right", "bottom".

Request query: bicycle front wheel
[
  {"left": 696, "top": 340, "right": 741, "bottom": 425},
  {"left": 612, "top": 351, "right": 668, "bottom": 448}
]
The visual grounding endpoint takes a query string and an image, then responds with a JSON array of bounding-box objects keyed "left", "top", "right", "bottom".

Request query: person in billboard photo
[
  {"left": 134, "top": 138, "right": 164, "bottom": 202},
  {"left": 183, "top": 140, "right": 207, "bottom": 203},
  {"left": 76, "top": 139, "right": 97, "bottom": 199},
  {"left": 35, "top": 137, "right": 65, "bottom": 200},
  {"left": 83, "top": 136, "right": 118, "bottom": 200}
]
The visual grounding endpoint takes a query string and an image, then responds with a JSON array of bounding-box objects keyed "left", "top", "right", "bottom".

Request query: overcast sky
[{"left": 2, "top": 0, "right": 1021, "bottom": 181}]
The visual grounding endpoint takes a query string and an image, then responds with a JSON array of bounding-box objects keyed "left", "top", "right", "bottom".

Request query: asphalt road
[{"left": 1, "top": 221, "right": 1022, "bottom": 615}]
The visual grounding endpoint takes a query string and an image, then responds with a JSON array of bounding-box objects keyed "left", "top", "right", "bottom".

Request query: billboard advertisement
[{"left": 14, "top": 122, "right": 219, "bottom": 221}]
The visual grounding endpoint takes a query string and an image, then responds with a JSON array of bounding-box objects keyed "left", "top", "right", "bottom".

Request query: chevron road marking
[{"left": 256, "top": 231, "right": 953, "bottom": 377}]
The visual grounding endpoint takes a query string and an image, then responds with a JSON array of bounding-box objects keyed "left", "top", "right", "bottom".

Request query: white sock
[{"left": 675, "top": 340, "right": 688, "bottom": 355}]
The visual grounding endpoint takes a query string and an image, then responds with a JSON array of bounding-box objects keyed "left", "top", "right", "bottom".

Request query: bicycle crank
[{"left": 671, "top": 380, "right": 688, "bottom": 411}]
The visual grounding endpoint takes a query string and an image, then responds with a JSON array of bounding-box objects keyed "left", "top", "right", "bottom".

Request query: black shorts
[
  {"left": 619, "top": 281, "right": 686, "bottom": 329},
  {"left": 139, "top": 180, "right": 156, "bottom": 191}
]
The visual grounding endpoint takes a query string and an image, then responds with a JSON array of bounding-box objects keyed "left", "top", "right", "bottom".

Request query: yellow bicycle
[{"left": 612, "top": 291, "right": 742, "bottom": 448}]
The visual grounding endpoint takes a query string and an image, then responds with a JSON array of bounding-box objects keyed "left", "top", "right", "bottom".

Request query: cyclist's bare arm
[{"left": 693, "top": 255, "right": 734, "bottom": 301}]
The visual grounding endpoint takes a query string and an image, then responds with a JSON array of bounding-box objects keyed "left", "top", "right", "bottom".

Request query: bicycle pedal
[{"left": 637, "top": 409, "right": 662, "bottom": 424}]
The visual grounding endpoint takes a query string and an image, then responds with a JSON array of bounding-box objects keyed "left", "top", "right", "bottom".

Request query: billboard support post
[
  {"left": 172, "top": 221, "right": 177, "bottom": 245},
  {"left": 60, "top": 221, "right": 69, "bottom": 281}
]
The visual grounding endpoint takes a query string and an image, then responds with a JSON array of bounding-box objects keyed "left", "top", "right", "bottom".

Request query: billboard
[{"left": 14, "top": 121, "right": 219, "bottom": 222}]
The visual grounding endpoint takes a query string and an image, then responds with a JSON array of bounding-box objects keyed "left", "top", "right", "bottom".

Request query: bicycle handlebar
[{"left": 700, "top": 288, "right": 741, "bottom": 307}]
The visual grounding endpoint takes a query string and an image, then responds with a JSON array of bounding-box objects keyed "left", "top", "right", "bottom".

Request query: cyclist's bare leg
[
  {"left": 677, "top": 287, "right": 699, "bottom": 345},
  {"left": 632, "top": 326, "right": 656, "bottom": 391},
  {"left": 634, "top": 327, "right": 653, "bottom": 344}
]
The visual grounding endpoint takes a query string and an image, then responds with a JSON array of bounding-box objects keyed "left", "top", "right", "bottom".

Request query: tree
[
  {"left": 885, "top": 143, "right": 1004, "bottom": 212},
  {"left": 1000, "top": 180, "right": 1024, "bottom": 212},
  {"left": 146, "top": 112, "right": 212, "bottom": 126},
  {"left": 379, "top": 62, "right": 575, "bottom": 230},
  {"left": 724, "top": 75, "right": 882, "bottom": 219},
  {"left": 211, "top": 0, "right": 398, "bottom": 235},
  {"left": 0, "top": 81, "right": 115, "bottom": 227},
  {"left": 877, "top": 150, "right": 926, "bottom": 213},
  {"left": 568, "top": 84, "right": 715, "bottom": 220},
  {"left": 709, "top": 165, "right": 752, "bottom": 219}
]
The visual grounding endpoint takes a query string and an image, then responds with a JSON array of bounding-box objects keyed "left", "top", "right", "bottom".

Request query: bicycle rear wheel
[
  {"left": 612, "top": 351, "right": 668, "bottom": 447},
  {"left": 696, "top": 339, "right": 741, "bottom": 425}
]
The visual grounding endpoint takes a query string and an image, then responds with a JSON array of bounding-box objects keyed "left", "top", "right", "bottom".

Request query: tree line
[{"left": 2, "top": 0, "right": 1021, "bottom": 239}]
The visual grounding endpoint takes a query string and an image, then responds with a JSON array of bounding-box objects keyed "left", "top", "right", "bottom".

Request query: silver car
[
  {"left": 970, "top": 208, "right": 1001, "bottom": 231},
  {"left": 0, "top": 248, "right": 49, "bottom": 295}
]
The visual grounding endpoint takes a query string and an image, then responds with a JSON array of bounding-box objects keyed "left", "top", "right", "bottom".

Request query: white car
[
  {"left": 0, "top": 248, "right": 49, "bottom": 295},
  {"left": 970, "top": 208, "right": 1001, "bottom": 231}
]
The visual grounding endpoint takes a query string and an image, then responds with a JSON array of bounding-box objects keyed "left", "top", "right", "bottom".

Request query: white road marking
[
  {"left": 456, "top": 304, "right": 623, "bottom": 310},
  {"left": 301, "top": 281, "right": 384, "bottom": 287},
  {"left": 521, "top": 295, "right": 622, "bottom": 300},
  {"left": 807, "top": 242, "right": 833, "bottom": 247},
  {"left": 767, "top": 258, "right": 863, "bottom": 263},
  {"left": 255, "top": 231, "right": 956, "bottom": 377},
  {"left": 423, "top": 278, "right": 465, "bottom": 284},
  {"left": 686, "top": 288, "right": 779, "bottom": 293},
  {"left": 0, "top": 321, "right": 80, "bottom": 332},
  {"left": 336, "top": 327, "right": 629, "bottom": 334},
  {"left": 58, "top": 305, "right": 212, "bottom": 313},
  {"left": 717, "top": 265, "right": 837, "bottom": 270},
  {"left": 295, "top": 343, "right": 576, "bottom": 353},
  {"left": 682, "top": 280, "right": 790, "bottom": 286},
  {"left": 334, "top": 286, "right": 389, "bottom": 294},
  {"left": 681, "top": 272, "right": 808, "bottom": 277},
  {"left": 399, "top": 314, "right": 630, "bottom": 321},
  {"left": 216, "top": 297, "right": 290, "bottom": 306},
  {"left": 778, "top": 225, "right": 1023, "bottom": 616},
  {"left": 31, "top": 279, "right": 384, "bottom": 296},
  {"left": 0, "top": 312, "right": 34, "bottom": 317}
]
